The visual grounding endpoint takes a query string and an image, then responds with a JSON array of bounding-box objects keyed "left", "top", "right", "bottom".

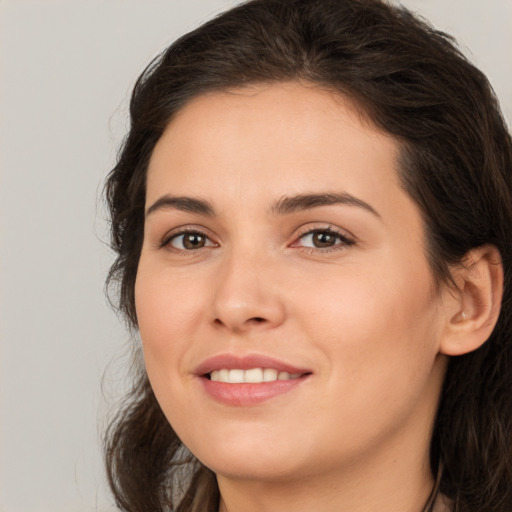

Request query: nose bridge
[{"left": 210, "top": 239, "right": 285, "bottom": 332}]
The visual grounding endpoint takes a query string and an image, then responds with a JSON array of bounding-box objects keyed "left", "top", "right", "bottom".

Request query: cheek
[
  {"left": 300, "top": 262, "right": 441, "bottom": 386},
  {"left": 135, "top": 261, "right": 204, "bottom": 336},
  {"left": 134, "top": 267, "right": 205, "bottom": 432},
  {"left": 297, "top": 271, "right": 443, "bottom": 457},
  {"left": 134, "top": 264, "right": 201, "bottom": 384}
]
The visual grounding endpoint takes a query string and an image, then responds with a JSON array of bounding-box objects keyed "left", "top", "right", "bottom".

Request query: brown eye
[
  {"left": 296, "top": 229, "right": 353, "bottom": 250},
  {"left": 169, "top": 232, "right": 213, "bottom": 250},
  {"left": 311, "top": 231, "right": 337, "bottom": 248}
]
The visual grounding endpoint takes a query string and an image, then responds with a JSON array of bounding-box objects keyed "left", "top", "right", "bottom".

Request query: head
[{"left": 105, "top": 1, "right": 512, "bottom": 511}]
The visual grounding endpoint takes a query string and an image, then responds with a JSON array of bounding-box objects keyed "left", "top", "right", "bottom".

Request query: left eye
[
  {"left": 297, "top": 229, "right": 351, "bottom": 249},
  {"left": 168, "top": 232, "right": 215, "bottom": 250}
]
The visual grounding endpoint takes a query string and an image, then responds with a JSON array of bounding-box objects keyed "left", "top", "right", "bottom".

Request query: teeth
[
  {"left": 228, "top": 369, "right": 244, "bottom": 383},
  {"left": 245, "top": 368, "right": 263, "bottom": 383},
  {"left": 209, "top": 368, "right": 302, "bottom": 384},
  {"left": 263, "top": 368, "right": 278, "bottom": 382}
]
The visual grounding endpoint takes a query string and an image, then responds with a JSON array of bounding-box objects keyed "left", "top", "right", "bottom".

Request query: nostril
[{"left": 212, "top": 315, "right": 268, "bottom": 330}]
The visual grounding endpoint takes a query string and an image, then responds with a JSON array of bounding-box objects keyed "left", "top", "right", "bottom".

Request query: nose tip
[
  {"left": 212, "top": 299, "right": 285, "bottom": 333},
  {"left": 210, "top": 259, "right": 286, "bottom": 333}
]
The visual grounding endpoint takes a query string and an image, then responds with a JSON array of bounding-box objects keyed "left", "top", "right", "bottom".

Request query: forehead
[{"left": 146, "top": 82, "right": 401, "bottom": 208}]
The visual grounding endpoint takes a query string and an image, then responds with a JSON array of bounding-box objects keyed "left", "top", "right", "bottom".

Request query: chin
[
  {"left": 183, "top": 427, "right": 312, "bottom": 482},
  {"left": 204, "top": 452, "right": 307, "bottom": 483}
]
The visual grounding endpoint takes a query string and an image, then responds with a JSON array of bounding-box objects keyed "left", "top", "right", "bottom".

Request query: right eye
[{"left": 166, "top": 231, "right": 216, "bottom": 251}]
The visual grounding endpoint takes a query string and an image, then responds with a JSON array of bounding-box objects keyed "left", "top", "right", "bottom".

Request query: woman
[{"left": 104, "top": 0, "right": 512, "bottom": 511}]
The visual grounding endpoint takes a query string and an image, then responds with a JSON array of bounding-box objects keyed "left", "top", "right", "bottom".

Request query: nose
[{"left": 210, "top": 250, "right": 286, "bottom": 333}]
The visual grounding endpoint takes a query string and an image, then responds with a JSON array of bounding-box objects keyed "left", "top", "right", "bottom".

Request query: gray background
[{"left": 1, "top": 1, "right": 510, "bottom": 510}]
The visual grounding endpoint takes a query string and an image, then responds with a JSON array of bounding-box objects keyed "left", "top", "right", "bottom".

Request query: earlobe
[{"left": 440, "top": 245, "right": 503, "bottom": 356}]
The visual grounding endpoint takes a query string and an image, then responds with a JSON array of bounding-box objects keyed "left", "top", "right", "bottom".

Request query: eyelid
[
  {"left": 158, "top": 225, "right": 218, "bottom": 251},
  {"left": 290, "top": 224, "right": 356, "bottom": 251}
]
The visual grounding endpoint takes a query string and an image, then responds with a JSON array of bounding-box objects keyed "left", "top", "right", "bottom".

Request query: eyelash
[
  {"left": 291, "top": 226, "right": 355, "bottom": 253},
  {"left": 159, "top": 225, "right": 355, "bottom": 254},
  {"left": 159, "top": 227, "right": 216, "bottom": 253}
]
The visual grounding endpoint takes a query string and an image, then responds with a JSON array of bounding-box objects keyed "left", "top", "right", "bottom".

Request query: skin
[{"left": 135, "top": 82, "right": 462, "bottom": 512}]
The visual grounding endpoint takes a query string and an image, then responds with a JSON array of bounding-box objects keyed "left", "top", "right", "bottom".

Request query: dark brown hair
[{"left": 104, "top": 1, "right": 512, "bottom": 510}]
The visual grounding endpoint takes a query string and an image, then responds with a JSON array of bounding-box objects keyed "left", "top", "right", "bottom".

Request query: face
[{"left": 135, "top": 82, "right": 449, "bottom": 484}]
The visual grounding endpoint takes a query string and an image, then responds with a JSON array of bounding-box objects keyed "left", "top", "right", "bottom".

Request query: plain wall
[{"left": 0, "top": 1, "right": 510, "bottom": 510}]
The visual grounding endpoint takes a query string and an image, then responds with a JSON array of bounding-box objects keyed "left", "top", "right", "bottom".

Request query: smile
[
  {"left": 196, "top": 354, "right": 312, "bottom": 406},
  {"left": 209, "top": 368, "right": 303, "bottom": 383}
]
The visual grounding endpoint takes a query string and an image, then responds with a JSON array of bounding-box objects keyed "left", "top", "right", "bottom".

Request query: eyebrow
[
  {"left": 146, "top": 195, "right": 215, "bottom": 217},
  {"left": 145, "top": 191, "right": 380, "bottom": 218},
  {"left": 270, "top": 192, "right": 380, "bottom": 218}
]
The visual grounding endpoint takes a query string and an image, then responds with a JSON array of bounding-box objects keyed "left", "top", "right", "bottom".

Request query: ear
[{"left": 440, "top": 245, "right": 503, "bottom": 356}]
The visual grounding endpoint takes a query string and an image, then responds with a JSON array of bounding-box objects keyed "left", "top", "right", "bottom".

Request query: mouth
[{"left": 195, "top": 354, "right": 312, "bottom": 406}]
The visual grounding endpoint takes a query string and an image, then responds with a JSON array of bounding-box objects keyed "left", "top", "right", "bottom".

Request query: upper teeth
[{"left": 209, "top": 368, "right": 302, "bottom": 383}]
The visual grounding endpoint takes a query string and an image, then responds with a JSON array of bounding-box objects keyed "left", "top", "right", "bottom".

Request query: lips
[{"left": 195, "top": 354, "right": 312, "bottom": 406}]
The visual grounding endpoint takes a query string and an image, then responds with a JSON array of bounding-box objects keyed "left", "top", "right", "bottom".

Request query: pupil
[
  {"left": 184, "top": 234, "right": 205, "bottom": 249},
  {"left": 313, "top": 232, "right": 335, "bottom": 247}
]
